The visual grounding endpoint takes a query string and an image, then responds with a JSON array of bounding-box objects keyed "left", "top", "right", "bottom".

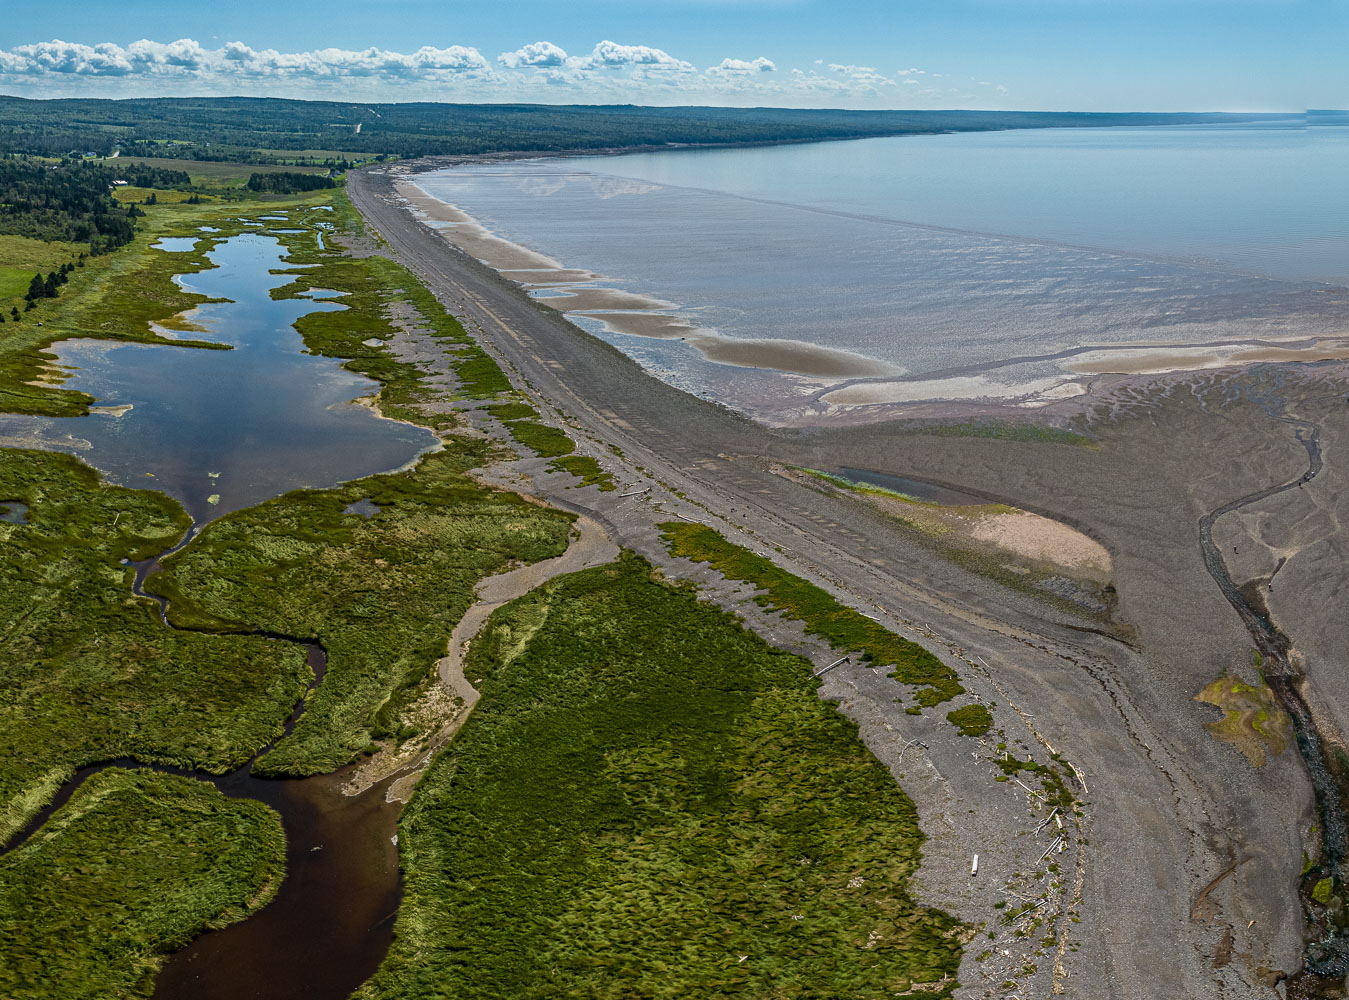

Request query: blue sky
[{"left": 0, "top": 0, "right": 1342, "bottom": 110}]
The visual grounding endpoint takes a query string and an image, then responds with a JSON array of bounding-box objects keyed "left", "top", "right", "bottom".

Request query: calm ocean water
[{"left": 416, "top": 124, "right": 1349, "bottom": 417}]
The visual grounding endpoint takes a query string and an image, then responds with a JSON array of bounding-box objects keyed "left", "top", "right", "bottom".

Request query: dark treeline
[
  {"left": 245, "top": 171, "right": 336, "bottom": 194},
  {"left": 0, "top": 158, "right": 187, "bottom": 250},
  {"left": 0, "top": 95, "right": 1303, "bottom": 160}
]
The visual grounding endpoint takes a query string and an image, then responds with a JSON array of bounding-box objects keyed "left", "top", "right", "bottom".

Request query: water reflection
[{"left": 0, "top": 234, "right": 437, "bottom": 523}]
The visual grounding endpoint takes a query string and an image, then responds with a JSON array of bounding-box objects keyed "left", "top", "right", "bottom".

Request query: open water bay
[{"left": 413, "top": 122, "right": 1349, "bottom": 419}]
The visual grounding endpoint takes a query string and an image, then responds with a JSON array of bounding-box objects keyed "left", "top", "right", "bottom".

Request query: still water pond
[{"left": 0, "top": 234, "right": 436, "bottom": 523}]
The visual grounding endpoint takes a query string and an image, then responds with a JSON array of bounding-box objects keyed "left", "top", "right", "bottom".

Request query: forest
[
  {"left": 0, "top": 95, "right": 1296, "bottom": 161},
  {"left": 0, "top": 158, "right": 190, "bottom": 248}
]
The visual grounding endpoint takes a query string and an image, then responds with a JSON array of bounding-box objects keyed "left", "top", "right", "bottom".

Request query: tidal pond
[{"left": 0, "top": 233, "right": 437, "bottom": 523}]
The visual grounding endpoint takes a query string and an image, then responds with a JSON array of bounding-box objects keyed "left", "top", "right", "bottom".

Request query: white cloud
[
  {"left": 0, "top": 36, "right": 989, "bottom": 110},
  {"left": 828, "top": 63, "right": 876, "bottom": 75},
  {"left": 1, "top": 38, "right": 490, "bottom": 80},
  {"left": 499, "top": 41, "right": 568, "bottom": 69},
  {"left": 708, "top": 57, "right": 775, "bottom": 76},
  {"left": 584, "top": 40, "right": 695, "bottom": 72}
]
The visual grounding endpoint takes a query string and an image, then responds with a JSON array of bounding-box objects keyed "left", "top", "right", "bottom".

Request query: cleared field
[
  {"left": 0, "top": 267, "right": 30, "bottom": 299},
  {"left": 0, "top": 235, "right": 83, "bottom": 274},
  {"left": 113, "top": 157, "right": 329, "bottom": 187},
  {"left": 110, "top": 186, "right": 213, "bottom": 204}
]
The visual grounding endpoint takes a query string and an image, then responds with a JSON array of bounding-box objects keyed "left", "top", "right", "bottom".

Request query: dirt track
[{"left": 348, "top": 163, "right": 1349, "bottom": 998}]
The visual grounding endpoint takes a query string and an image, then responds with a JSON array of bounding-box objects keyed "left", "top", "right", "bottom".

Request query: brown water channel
[{"left": 1196, "top": 384, "right": 1349, "bottom": 992}]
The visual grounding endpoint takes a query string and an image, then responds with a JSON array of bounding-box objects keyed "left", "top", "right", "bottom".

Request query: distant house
[{"left": 110, "top": 180, "right": 129, "bottom": 187}]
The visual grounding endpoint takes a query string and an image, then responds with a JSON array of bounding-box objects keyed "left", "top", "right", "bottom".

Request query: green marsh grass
[
  {"left": 547, "top": 454, "right": 616, "bottom": 491},
  {"left": 147, "top": 445, "right": 574, "bottom": 776},
  {"left": 0, "top": 768, "right": 285, "bottom": 1000},
  {"left": 357, "top": 554, "right": 964, "bottom": 1000},
  {"left": 660, "top": 522, "right": 964, "bottom": 707},
  {"left": 0, "top": 449, "right": 310, "bottom": 843}
]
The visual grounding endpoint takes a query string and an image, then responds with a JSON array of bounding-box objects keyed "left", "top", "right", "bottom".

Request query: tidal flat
[{"left": 406, "top": 125, "right": 1349, "bottom": 423}]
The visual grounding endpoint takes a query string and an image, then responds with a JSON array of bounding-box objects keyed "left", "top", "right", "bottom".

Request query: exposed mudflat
[{"left": 352, "top": 163, "right": 1349, "bottom": 998}]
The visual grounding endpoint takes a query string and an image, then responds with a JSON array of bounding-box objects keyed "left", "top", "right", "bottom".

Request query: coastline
[
  {"left": 350, "top": 161, "right": 1349, "bottom": 993},
  {"left": 387, "top": 155, "right": 1349, "bottom": 427}
]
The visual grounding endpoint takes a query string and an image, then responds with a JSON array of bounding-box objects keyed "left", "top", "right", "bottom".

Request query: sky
[{"left": 0, "top": 0, "right": 1343, "bottom": 111}]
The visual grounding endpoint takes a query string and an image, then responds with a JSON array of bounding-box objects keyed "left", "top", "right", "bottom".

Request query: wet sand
[
  {"left": 395, "top": 177, "right": 907, "bottom": 382},
  {"left": 393, "top": 169, "right": 1349, "bottom": 419}
]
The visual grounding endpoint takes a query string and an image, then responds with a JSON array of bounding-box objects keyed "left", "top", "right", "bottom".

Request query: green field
[
  {"left": 0, "top": 768, "right": 285, "bottom": 1000},
  {"left": 113, "top": 156, "right": 330, "bottom": 188},
  {"left": 660, "top": 522, "right": 964, "bottom": 708},
  {"left": 357, "top": 554, "right": 965, "bottom": 999},
  {"left": 0, "top": 267, "right": 30, "bottom": 299}
]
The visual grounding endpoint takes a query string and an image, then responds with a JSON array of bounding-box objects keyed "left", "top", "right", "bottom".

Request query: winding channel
[
  {"left": 2, "top": 506, "right": 616, "bottom": 999},
  {"left": 1195, "top": 395, "right": 1349, "bottom": 982}
]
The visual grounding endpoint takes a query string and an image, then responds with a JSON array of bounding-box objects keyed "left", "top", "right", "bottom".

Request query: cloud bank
[{"left": 0, "top": 37, "right": 991, "bottom": 108}]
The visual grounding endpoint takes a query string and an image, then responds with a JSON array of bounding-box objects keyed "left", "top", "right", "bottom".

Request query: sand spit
[
  {"left": 533, "top": 286, "right": 675, "bottom": 312},
  {"left": 1068, "top": 337, "right": 1349, "bottom": 376},
  {"left": 970, "top": 510, "right": 1112, "bottom": 575},
  {"left": 574, "top": 312, "right": 699, "bottom": 341},
  {"left": 499, "top": 267, "right": 601, "bottom": 285},
  {"left": 822, "top": 375, "right": 1088, "bottom": 407}
]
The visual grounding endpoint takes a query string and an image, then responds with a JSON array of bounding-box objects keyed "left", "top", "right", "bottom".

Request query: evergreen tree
[
  {"left": 43, "top": 272, "right": 58, "bottom": 298},
  {"left": 25, "top": 272, "right": 42, "bottom": 301}
]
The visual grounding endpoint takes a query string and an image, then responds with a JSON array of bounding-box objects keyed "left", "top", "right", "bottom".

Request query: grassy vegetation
[
  {"left": 146, "top": 445, "right": 574, "bottom": 776},
  {"left": 357, "top": 554, "right": 965, "bottom": 1000},
  {"left": 500, "top": 418, "right": 576, "bottom": 459},
  {"left": 483, "top": 401, "right": 540, "bottom": 422},
  {"left": 110, "top": 186, "right": 213, "bottom": 205},
  {"left": 263, "top": 193, "right": 513, "bottom": 427},
  {"left": 659, "top": 523, "right": 964, "bottom": 708},
  {"left": 945, "top": 704, "right": 994, "bottom": 738},
  {"left": 0, "top": 768, "right": 285, "bottom": 1000},
  {"left": 116, "top": 157, "right": 331, "bottom": 188},
  {"left": 0, "top": 449, "right": 310, "bottom": 843},
  {"left": 548, "top": 454, "right": 617, "bottom": 491}
]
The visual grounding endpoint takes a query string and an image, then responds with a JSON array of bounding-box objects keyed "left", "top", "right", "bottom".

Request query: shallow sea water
[{"left": 414, "top": 123, "right": 1349, "bottom": 415}]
